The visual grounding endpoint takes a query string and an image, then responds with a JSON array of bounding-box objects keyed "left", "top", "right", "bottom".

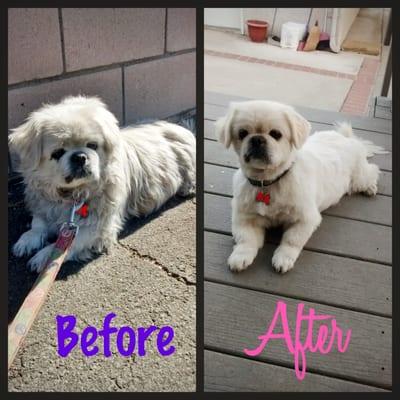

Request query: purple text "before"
[{"left": 56, "top": 313, "right": 175, "bottom": 358}]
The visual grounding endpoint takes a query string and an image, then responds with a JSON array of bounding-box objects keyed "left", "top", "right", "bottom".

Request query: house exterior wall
[{"left": 8, "top": 8, "right": 196, "bottom": 133}]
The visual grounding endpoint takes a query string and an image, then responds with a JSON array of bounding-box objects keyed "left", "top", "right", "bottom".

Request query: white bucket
[{"left": 280, "top": 22, "right": 307, "bottom": 49}]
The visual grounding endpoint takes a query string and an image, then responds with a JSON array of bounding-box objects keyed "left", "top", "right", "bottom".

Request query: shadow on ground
[{"left": 8, "top": 175, "right": 192, "bottom": 322}]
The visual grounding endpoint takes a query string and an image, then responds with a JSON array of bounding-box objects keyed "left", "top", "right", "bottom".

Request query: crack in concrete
[{"left": 117, "top": 242, "right": 196, "bottom": 286}]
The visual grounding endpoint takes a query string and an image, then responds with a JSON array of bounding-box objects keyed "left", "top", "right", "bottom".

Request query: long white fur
[
  {"left": 216, "top": 100, "right": 385, "bottom": 273},
  {"left": 9, "top": 96, "right": 196, "bottom": 272}
]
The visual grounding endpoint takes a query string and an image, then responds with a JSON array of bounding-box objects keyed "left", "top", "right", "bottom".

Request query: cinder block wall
[{"left": 8, "top": 8, "right": 196, "bottom": 134}]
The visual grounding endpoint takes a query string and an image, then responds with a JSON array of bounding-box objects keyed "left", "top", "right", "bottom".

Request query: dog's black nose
[
  {"left": 71, "top": 152, "right": 88, "bottom": 167},
  {"left": 250, "top": 135, "right": 266, "bottom": 147}
]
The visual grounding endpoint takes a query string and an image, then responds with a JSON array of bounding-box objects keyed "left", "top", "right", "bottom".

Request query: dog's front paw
[
  {"left": 228, "top": 246, "right": 257, "bottom": 272},
  {"left": 13, "top": 230, "right": 46, "bottom": 257},
  {"left": 27, "top": 244, "right": 54, "bottom": 273},
  {"left": 272, "top": 246, "right": 297, "bottom": 274}
]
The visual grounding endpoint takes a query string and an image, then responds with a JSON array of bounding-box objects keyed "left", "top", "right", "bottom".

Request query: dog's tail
[
  {"left": 334, "top": 121, "right": 389, "bottom": 157},
  {"left": 335, "top": 121, "right": 354, "bottom": 137}
]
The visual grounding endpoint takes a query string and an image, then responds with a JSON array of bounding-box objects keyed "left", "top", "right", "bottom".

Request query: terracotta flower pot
[{"left": 247, "top": 20, "right": 269, "bottom": 43}]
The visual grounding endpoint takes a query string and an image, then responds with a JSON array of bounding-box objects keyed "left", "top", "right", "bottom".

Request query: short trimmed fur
[{"left": 216, "top": 100, "right": 385, "bottom": 273}]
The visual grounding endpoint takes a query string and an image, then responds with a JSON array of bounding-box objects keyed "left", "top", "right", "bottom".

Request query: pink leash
[{"left": 8, "top": 200, "right": 85, "bottom": 369}]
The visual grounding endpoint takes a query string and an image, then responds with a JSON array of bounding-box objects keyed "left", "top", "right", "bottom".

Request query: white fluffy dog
[
  {"left": 216, "top": 100, "right": 384, "bottom": 274},
  {"left": 9, "top": 96, "right": 196, "bottom": 272}
]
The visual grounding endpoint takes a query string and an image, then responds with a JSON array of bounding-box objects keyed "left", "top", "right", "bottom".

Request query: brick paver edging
[
  {"left": 205, "top": 49, "right": 381, "bottom": 116},
  {"left": 341, "top": 59, "right": 380, "bottom": 115},
  {"left": 205, "top": 49, "right": 356, "bottom": 80}
]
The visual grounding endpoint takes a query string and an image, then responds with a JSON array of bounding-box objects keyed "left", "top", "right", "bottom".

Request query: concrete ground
[
  {"left": 8, "top": 191, "right": 196, "bottom": 392},
  {"left": 205, "top": 29, "right": 365, "bottom": 74},
  {"left": 205, "top": 54, "right": 353, "bottom": 111},
  {"left": 205, "top": 27, "right": 390, "bottom": 115},
  {"left": 204, "top": 29, "right": 357, "bottom": 112}
]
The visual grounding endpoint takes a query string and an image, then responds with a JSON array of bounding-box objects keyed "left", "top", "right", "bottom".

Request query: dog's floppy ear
[
  {"left": 215, "top": 103, "right": 237, "bottom": 148},
  {"left": 8, "top": 117, "right": 43, "bottom": 172},
  {"left": 285, "top": 108, "right": 311, "bottom": 149},
  {"left": 92, "top": 102, "right": 120, "bottom": 153}
]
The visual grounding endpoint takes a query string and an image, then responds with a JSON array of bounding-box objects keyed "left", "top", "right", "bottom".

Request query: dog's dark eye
[
  {"left": 51, "top": 148, "right": 65, "bottom": 161},
  {"left": 87, "top": 142, "right": 98, "bottom": 150},
  {"left": 269, "top": 129, "right": 282, "bottom": 140},
  {"left": 238, "top": 129, "right": 249, "bottom": 140}
]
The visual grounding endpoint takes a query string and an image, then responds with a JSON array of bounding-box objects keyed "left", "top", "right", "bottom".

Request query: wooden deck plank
[
  {"left": 322, "top": 193, "right": 391, "bottom": 226},
  {"left": 205, "top": 91, "right": 392, "bottom": 134},
  {"left": 204, "top": 118, "right": 393, "bottom": 153},
  {"left": 204, "top": 119, "right": 216, "bottom": 140},
  {"left": 376, "top": 97, "right": 392, "bottom": 108},
  {"left": 205, "top": 193, "right": 392, "bottom": 265},
  {"left": 205, "top": 282, "right": 392, "bottom": 388},
  {"left": 205, "top": 231, "right": 391, "bottom": 316},
  {"left": 204, "top": 351, "right": 388, "bottom": 392},
  {"left": 378, "top": 171, "right": 392, "bottom": 196},
  {"left": 204, "top": 93, "right": 392, "bottom": 391},
  {"left": 205, "top": 138, "right": 392, "bottom": 173},
  {"left": 204, "top": 163, "right": 392, "bottom": 197},
  {"left": 204, "top": 164, "right": 392, "bottom": 225},
  {"left": 375, "top": 105, "right": 392, "bottom": 120}
]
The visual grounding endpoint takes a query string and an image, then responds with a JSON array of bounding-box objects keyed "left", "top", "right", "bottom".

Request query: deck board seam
[
  {"left": 205, "top": 116, "right": 392, "bottom": 136},
  {"left": 203, "top": 159, "right": 391, "bottom": 176},
  {"left": 205, "top": 191, "right": 393, "bottom": 227},
  {"left": 204, "top": 347, "right": 391, "bottom": 390},
  {"left": 204, "top": 108, "right": 392, "bottom": 132},
  {"left": 204, "top": 118, "right": 392, "bottom": 137},
  {"left": 204, "top": 227, "right": 392, "bottom": 267},
  {"left": 204, "top": 190, "right": 392, "bottom": 227},
  {"left": 205, "top": 186, "right": 392, "bottom": 199},
  {"left": 204, "top": 104, "right": 392, "bottom": 136},
  {"left": 204, "top": 277, "right": 392, "bottom": 319},
  {"left": 204, "top": 146, "right": 392, "bottom": 173}
]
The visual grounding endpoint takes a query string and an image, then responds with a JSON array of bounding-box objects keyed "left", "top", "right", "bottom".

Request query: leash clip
[{"left": 69, "top": 200, "right": 85, "bottom": 224}]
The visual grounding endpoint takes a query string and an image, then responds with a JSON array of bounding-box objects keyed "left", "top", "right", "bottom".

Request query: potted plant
[{"left": 246, "top": 20, "right": 269, "bottom": 43}]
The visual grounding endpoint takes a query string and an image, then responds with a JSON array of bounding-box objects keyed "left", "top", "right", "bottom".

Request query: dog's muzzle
[
  {"left": 65, "top": 151, "right": 91, "bottom": 183},
  {"left": 244, "top": 135, "right": 269, "bottom": 163}
]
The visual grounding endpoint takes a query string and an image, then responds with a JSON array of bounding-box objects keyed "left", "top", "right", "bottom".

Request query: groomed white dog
[
  {"left": 9, "top": 96, "right": 196, "bottom": 272},
  {"left": 216, "top": 100, "right": 385, "bottom": 274}
]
